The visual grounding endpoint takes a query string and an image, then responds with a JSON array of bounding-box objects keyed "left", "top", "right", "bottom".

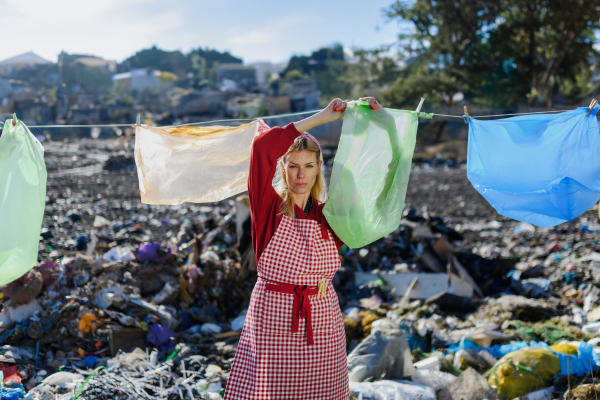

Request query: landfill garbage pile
[
  {"left": 23, "top": 344, "right": 227, "bottom": 400},
  {"left": 2, "top": 138, "right": 600, "bottom": 399}
]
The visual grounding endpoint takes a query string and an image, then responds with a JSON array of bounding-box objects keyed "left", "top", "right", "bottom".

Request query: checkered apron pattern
[{"left": 224, "top": 215, "right": 349, "bottom": 400}]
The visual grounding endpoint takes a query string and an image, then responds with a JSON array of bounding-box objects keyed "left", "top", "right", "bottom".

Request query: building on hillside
[
  {"left": 268, "top": 94, "right": 291, "bottom": 115},
  {"left": 226, "top": 94, "right": 267, "bottom": 118},
  {"left": 0, "top": 78, "right": 13, "bottom": 98},
  {"left": 67, "top": 106, "right": 103, "bottom": 126},
  {"left": 218, "top": 64, "right": 257, "bottom": 90},
  {"left": 0, "top": 52, "right": 52, "bottom": 76},
  {"left": 113, "top": 68, "right": 161, "bottom": 92},
  {"left": 74, "top": 57, "right": 117, "bottom": 72},
  {"left": 289, "top": 79, "right": 320, "bottom": 112},
  {"left": 267, "top": 79, "right": 320, "bottom": 114},
  {"left": 172, "top": 89, "right": 224, "bottom": 117},
  {"left": 247, "top": 62, "right": 287, "bottom": 85},
  {"left": 11, "top": 92, "right": 55, "bottom": 125}
]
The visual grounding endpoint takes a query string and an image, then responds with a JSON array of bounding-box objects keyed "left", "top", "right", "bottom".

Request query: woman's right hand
[
  {"left": 319, "top": 98, "right": 348, "bottom": 123},
  {"left": 360, "top": 97, "right": 385, "bottom": 112}
]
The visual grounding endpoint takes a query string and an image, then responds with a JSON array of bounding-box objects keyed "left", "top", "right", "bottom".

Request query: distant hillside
[{"left": 117, "top": 46, "right": 242, "bottom": 78}]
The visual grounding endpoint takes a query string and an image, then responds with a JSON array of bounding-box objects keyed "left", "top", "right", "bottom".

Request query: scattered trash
[
  {"left": 1, "top": 269, "right": 43, "bottom": 305},
  {"left": 412, "top": 369, "right": 456, "bottom": 391},
  {"left": 347, "top": 330, "right": 412, "bottom": 382},
  {"left": 486, "top": 348, "right": 559, "bottom": 400},
  {"left": 349, "top": 380, "right": 436, "bottom": 400},
  {"left": 4, "top": 135, "right": 600, "bottom": 399},
  {"left": 136, "top": 242, "right": 172, "bottom": 263}
]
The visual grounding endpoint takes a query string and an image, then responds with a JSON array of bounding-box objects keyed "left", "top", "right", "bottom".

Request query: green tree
[
  {"left": 386, "top": 0, "right": 502, "bottom": 107},
  {"left": 119, "top": 46, "right": 191, "bottom": 78},
  {"left": 282, "top": 44, "right": 345, "bottom": 77},
  {"left": 482, "top": 1, "right": 600, "bottom": 106},
  {"left": 58, "top": 53, "right": 112, "bottom": 89},
  {"left": 188, "top": 47, "right": 241, "bottom": 88},
  {"left": 281, "top": 44, "right": 352, "bottom": 101},
  {"left": 188, "top": 47, "right": 242, "bottom": 66},
  {"left": 385, "top": 0, "right": 600, "bottom": 107},
  {"left": 284, "top": 69, "right": 304, "bottom": 81},
  {"left": 342, "top": 48, "right": 402, "bottom": 99}
]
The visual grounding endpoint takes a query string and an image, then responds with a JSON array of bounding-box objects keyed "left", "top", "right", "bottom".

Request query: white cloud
[
  {"left": 3, "top": 0, "right": 400, "bottom": 64},
  {"left": 1, "top": 0, "right": 185, "bottom": 61}
]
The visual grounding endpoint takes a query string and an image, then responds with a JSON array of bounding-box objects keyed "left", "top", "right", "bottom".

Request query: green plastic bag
[
  {"left": 324, "top": 101, "right": 431, "bottom": 248},
  {"left": 0, "top": 117, "right": 47, "bottom": 286}
]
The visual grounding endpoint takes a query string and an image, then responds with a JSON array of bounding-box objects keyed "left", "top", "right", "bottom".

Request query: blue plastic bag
[
  {"left": 467, "top": 107, "right": 600, "bottom": 227},
  {"left": 449, "top": 338, "right": 600, "bottom": 377}
]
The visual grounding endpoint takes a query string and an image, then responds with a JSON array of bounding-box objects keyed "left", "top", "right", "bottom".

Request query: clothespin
[
  {"left": 463, "top": 106, "right": 470, "bottom": 123},
  {"left": 317, "top": 279, "right": 327, "bottom": 298},
  {"left": 12, "top": 113, "right": 17, "bottom": 127},
  {"left": 136, "top": 113, "right": 141, "bottom": 127},
  {"left": 585, "top": 99, "right": 598, "bottom": 117},
  {"left": 416, "top": 97, "right": 425, "bottom": 114}
]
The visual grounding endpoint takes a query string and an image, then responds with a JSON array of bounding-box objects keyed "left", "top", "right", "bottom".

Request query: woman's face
[{"left": 282, "top": 150, "right": 321, "bottom": 196}]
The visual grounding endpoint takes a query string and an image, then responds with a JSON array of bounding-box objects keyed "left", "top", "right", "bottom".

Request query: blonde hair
[{"left": 273, "top": 136, "right": 327, "bottom": 218}]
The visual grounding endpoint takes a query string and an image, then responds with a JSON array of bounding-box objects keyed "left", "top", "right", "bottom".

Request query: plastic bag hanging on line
[
  {"left": 323, "top": 100, "right": 432, "bottom": 248},
  {"left": 135, "top": 120, "right": 270, "bottom": 205},
  {"left": 467, "top": 106, "right": 600, "bottom": 227},
  {"left": 0, "top": 118, "right": 47, "bottom": 286}
]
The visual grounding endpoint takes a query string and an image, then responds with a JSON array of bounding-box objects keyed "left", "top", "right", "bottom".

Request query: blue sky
[{"left": 2, "top": 0, "right": 406, "bottom": 64}]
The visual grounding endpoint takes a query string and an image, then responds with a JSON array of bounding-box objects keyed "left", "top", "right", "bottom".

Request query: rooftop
[{"left": 0, "top": 51, "right": 52, "bottom": 66}]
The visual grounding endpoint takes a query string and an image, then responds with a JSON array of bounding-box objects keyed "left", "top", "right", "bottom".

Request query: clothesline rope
[
  {"left": 22, "top": 110, "right": 319, "bottom": 129},
  {"left": 433, "top": 109, "right": 573, "bottom": 119},
  {"left": 10, "top": 107, "right": 591, "bottom": 129}
]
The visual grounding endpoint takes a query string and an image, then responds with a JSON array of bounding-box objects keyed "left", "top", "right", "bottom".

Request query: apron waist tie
[{"left": 264, "top": 280, "right": 318, "bottom": 345}]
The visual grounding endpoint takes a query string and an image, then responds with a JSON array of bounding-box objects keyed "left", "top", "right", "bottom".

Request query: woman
[{"left": 224, "top": 97, "right": 382, "bottom": 400}]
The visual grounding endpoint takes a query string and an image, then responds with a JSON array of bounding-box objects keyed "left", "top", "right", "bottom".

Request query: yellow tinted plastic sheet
[
  {"left": 550, "top": 343, "right": 578, "bottom": 356},
  {"left": 135, "top": 120, "right": 269, "bottom": 205}
]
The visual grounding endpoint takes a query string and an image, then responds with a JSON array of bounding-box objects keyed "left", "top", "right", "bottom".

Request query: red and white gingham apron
[{"left": 224, "top": 215, "right": 349, "bottom": 400}]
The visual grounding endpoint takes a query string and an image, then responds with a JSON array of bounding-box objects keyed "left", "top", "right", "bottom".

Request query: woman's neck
[{"left": 290, "top": 191, "right": 311, "bottom": 210}]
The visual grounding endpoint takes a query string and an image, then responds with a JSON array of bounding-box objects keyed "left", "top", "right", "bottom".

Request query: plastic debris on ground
[{"left": 4, "top": 137, "right": 600, "bottom": 399}]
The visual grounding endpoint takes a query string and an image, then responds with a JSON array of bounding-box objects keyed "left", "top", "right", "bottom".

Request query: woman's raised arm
[{"left": 293, "top": 98, "right": 348, "bottom": 133}]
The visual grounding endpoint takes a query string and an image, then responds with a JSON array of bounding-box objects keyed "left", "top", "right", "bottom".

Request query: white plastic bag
[
  {"left": 411, "top": 369, "right": 457, "bottom": 391},
  {"left": 347, "top": 331, "right": 413, "bottom": 381},
  {"left": 135, "top": 120, "right": 269, "bottom": 205},
  {"left": 42, "top": 372, "right": 84, "bottom": 389},
  {"left": 349, "top": 380, "right": 436, "bottom": 400}
]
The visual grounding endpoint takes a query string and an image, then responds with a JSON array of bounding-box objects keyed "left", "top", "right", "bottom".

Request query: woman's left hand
[
  {"left": 319, "top": 98, "right": 348, "bottom": 123},
  {"left": 360, "top": 97, "right": 384, "bottom": 112}
]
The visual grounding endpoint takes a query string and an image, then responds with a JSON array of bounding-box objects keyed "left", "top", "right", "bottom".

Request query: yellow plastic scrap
[
  {"left": 343, "top": 314, "right": 360, "bottom": 341},
  {"left": 78, "top": 313, "right": 98, "bottom": 334},
  {"left": 487, "top": 347, "right": 560, "bottom": 400},
  {"left": 179, "top": 275, "right": 191, "bottom": 304},
  {"left": 358, "top": 310, "right": 381, "bottom": 338},
  {"left": 550, "top": 343, "right": 578, "bottom": 356}
]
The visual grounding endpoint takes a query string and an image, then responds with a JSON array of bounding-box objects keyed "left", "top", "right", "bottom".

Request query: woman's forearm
[
  {"left": 293, "top": 111, "right": 329, "bottom": 133},
  {"left": 293, "top": 98, "right": 348, "bottom": 132}
]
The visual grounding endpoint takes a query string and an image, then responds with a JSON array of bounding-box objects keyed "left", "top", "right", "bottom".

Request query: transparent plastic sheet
[
  {"left": 347, "top": 331, "right": 413, "bottom": 382},
  {"left": 349, "top": 380, "right": 436, "bottom": 400},
  {"left": 467, "top": 107, "right": 600, "bottom": 227},
  {"left": 134, "top": 120, "right": 270, "bottom": 205},
  {"left": 324, "top": 101, "right": 432, "bottom": 248},
  {"left": 0, "top": 119, "right": 47, "bottom": 286}
]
